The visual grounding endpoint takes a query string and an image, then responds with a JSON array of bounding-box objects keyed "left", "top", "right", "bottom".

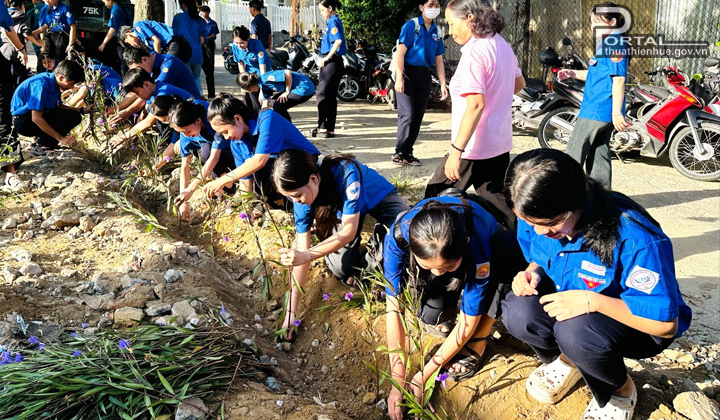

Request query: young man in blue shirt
[
  {"left": 119, "top": 21, "right": 192, "bottom": 63},
  {"left": 231, "top": 25, "right": 268, "bottom": 76},
  {"left": 33, "top": 0, "right": 76, "bottom": 63},
  {"left": 98, "top": 0, "right": 130, "bottom": 75},
  {"left": 248, "top": 0, "right": 271, "bottom": 51},
  {"left": 11, "top": 60, "right": 89, "bottom": 157},
  {"left": 199, "top": 5, "right": 219, "bottom": 98}
]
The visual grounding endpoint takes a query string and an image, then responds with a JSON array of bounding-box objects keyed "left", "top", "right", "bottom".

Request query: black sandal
[
  {"left": 446, "top": 335, "right": 491, "bottom": 382},
  {"left": 310, "top": 128, "right": 318, "bottom": 138}
]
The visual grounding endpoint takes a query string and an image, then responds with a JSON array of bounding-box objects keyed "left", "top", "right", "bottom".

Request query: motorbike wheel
[
  {"left": 669, "top": 123, "right": 720, "bottom": 182},
  {"left": 337, "top": 75, "right": 361, "bottom": 102},
  {"left": 538, "top": 106, "right": 579, "bottom": 151},
  {"left": 225, "top": 57, "right": 239, "bottom": 75},
  {"left": 385, "top": 79, "right": 397, "bottom": 111}
]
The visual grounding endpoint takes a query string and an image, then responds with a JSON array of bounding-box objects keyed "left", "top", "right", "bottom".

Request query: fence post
[
  {"left": 212, "top": 0, "right": 223, "bottom": 45},
  {"left": 266, "top": 4, "right": 275, "bottom": 34}
]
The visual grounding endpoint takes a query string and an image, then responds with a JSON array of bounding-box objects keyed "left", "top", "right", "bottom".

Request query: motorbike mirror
[
  {"left": 705, "top": 57, "right": 720, "bottom": 68},
  {"left": 305, "top": 30, "right": 312, "bottom": 35},
  {"left": 443, "top": 34, "right": 450, "bottom": 40},
  {"left": 281, "top": 29, "right": 289, "bottom": 35},
  {"left": 562, "top": 37, "right": 572, "bottom": 46}
]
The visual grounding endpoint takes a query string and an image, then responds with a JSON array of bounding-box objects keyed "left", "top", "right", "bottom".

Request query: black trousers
[
  {"left": 425, "top": 152, "right": 510, "bottom": 199},
  {"left": 502, "top": 279, "right": 674, "bottom": 408},
  {"left": 269, "top": 92, "right": 312, "bottom": 122},
  {"left": 418, "top": 229, "right": 525, "bottom": 325},
  {"left": 202, "top": 40, "right": 216, "bottom": 98},
  {"left": 165, "top": 36, "right": 192, "bottom": 64},
  {"left": 13, "top": 108, "right": 82, "bottom": 149},
  {"left": 199, "top": 142, "right": 235, "bottom": 177},
  {"left": 0, "top": 53, "right": 21, "bottom": 171},
  {"left": 316, "top": 55, "right": 343, "bottom": 132},
  {"left": 395, "top": 64, "right": 431, "bottom": 156},
  {"left": 102, "top": 37, "right": 124, "bottom": 76},
  {"left": 46, "top": 31, "right": 70, "bottom": 63}
]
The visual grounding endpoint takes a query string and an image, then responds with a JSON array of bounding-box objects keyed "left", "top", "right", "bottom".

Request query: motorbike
[
  {"left": 512, "top": 37, "right": 588, "bottom": 131},
  {"left": 367, "top": 54, "right": 396, "bottom": 109},
  {"left": 270, "top": 30, "right": 310, "bottom": 72},
  {"left": 223, "top": 43, "right": 238, "bottom": 75},
  {"left": 335, "top": 38, "right": 365, "bottom": 102}
]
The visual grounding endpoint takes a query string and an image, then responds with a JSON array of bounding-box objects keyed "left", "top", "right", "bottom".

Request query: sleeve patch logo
[
  {"left": 626, "top": 265, "right": 659, "bottom": 294},
  {"left": 476, "top": 262, "right": 490, "bottom": 279},
  {"left": 162, "top": 67, "right": 169, "bottom": 73},
  {"left": 67, "top": 12, "right": 72, "bottom": 19},
  {"left": 611, "top": 52, "right": 624, "bottom": 63},
  {"left": 331, "top": 27, "right": 338, "bottom": 35},
  {"left": 258, "top": 51, "right": 264, "bottom": 58},
  {"left": 267, "top": 75, "right": 275, "bottom": 82},
  {"left": 346, "top": 181, "right": 361, "bottom": 201}
]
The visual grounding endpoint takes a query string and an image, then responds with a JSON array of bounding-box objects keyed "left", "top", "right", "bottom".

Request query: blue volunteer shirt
[
  {"left": 0, "top": 5, "right": 13, "bottom": 36},
  {"left": 172, "top": 10, "right": 207, "bottom": 65},
  {"left": 232, "top": 39, "right": 268, "bottom": 75},
  {"left": 260, "top": 71, "right": 316, "bottom": 98},
  {"left": 148, "top": 82, "right": 193, "bottom": 106},
  {"left": 251, "top": 13, "right": 272, "bottom": 49},
  {"left": 108, "top": 3, "right": 129, "bottom": 36},
  {"left": 151, "top": 53, "right": 202, "bottom": 99},
  {"left": 11, "top": 72, "right": 61, "bottom": 116},
  {"left": 578, "top": 32, "right": 628, "bottom": 123},
  {"left": 38, "top": 1, "right": 75, "bottom": 32},
  {"left": 516, "top": 205, "right": 692, "bottom": 337},
  {"left": 90, "top": 63, "right": 123, "bottom": 95},
  {"left": 321, "top": 14, "right": 346, "bottom": 55},
  {"left": 384, "top": 197, "right": 498, "bottom": 317},
  {"left": 204, "top": 18, "right": 219, "bottom": 43},
  {"left": 229, "top": 119, "right": 257, "bottom": 180},
  {"left": 134, "top": 20, "right": 175, "bottom": 51},
  {"left": 294, "top": 158, "right": 396, "bottom": 235},
  {"left": 399, "top": 17, "right": 445, "bottom": 68}
]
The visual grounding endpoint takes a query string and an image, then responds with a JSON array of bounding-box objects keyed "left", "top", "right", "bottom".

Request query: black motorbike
[
  {"left": 223, "top": 42, "right": 238, "bottom": 75},
  {"left": 270, "top": 30, "right": 310, "bottom": 72}
]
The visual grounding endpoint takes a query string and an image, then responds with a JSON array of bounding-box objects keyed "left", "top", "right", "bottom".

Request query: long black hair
[
  {"left": 207, "top": 93, "right": 255, "bottom": 126},
  {"left": 446, "top": 0, "right": 504, "bottom": 37},
  {"left": 505, "top": 149, "right": 660, "bottom": 266},
  {"left": 150, "top": 94, "right": 183, "bottom": 117},
  {"left": 407, "top": 200, "right": 471, "bottom": 295},
  {"left": 236, "top": 72, "right": 260, "bottom": 91},
  {"left": 591, "top": 2, "right": 628, "bottom": 36},
  {"left": 319, "top": 0, "right": 341, "bottom": 11},
  {"left": 179, "top": 0, "right": 200, "bottom": 20},
  {"left": 272, "top": 149, "right": 361, "bottom": 240},
  {"left": 169, "top": 99, "right": 206, "bottom": 128}
]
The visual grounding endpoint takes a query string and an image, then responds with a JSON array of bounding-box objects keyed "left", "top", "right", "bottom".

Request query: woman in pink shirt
[{"left": 425, "top": 0, "right": 525, "bottom": 199}]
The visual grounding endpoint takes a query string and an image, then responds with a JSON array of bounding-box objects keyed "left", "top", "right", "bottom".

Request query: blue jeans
[{"left": 187, "top": 62, "right": 203, "bottom": 97}]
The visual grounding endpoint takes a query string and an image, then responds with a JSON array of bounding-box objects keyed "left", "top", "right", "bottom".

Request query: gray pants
[
  {"left": 325, "top": 192, "right": 410, "bottom": 280},
  {"left": 566, "top": 117, "right": 614, "bottom": 189}
]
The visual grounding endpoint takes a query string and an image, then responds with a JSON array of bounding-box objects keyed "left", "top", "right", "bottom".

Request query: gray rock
[
  {"left": 175, "top": 396, "right": 207, "bottom": 420},
  {"left": 276, "top": 342, "right": 292, "bottom": 352},
  {"left": 22, "top": 230, "right": 33, "bottom": 240},
  {"left": 97, "top": 315, "right": 113, "bottom": 329},
  {"left": 265, "top": 300, "right": 279, "bottom": 311},
  {"left": 376, "top": 399, "right": 388, "bottom": 411},
  {"left": 275, "top": 400, "right": 283, "bottom": 407},
  {"left": 44, "top": 175, "right": 69, "bottom": 187},
  {"left": 685, "top": 378, "right": 702, "bottom": 392},
  {"left": 120, "top": 275, "right": 143, "bottom": 289},
  {"left": 266, "top": 377, "right": 281, "bottom": 392},
  {"left": 188, "top": 246, "right": 199, "bottom": 254},
  {"left": 90, "top": 274, "right": 120, "bottom": 295},
  {"left": 42, "top": 205, "right": 81, "bottom": 229},
  {"left": 78, "top": 216, "right": 96, "bottom": 233},
  {"left": 25, "top": 322, "right": 64, "bottom": 342},
  {"left": 145, "top": 301, "right": 172, "bottom": 317},
  {"left": 67, "top": 227, "right": 83, "bottom": 238},
  {"left": 164, "top": 269, "right": 184, "bottom": 283},
  {"left": 2, "top": 266, "right": 18, "bottom": 283},
  {"left": 10, "top": 249, "right": 32, "bottom": 262},
  {"left": 311, "top": 339, "right": 320, "bottom": 347},
  {"left": 2, "top": 217, "right": 16, "bottom": 230},
  {"left": 114, "top": 307, "right": 145, "bottom": 323},
  {"left": 673, "top": 391, "right": 720, "bottom": 420},
  {"left": 171, "top": 300, "right": 197, "bottom": 324},
  {"left": 19, "top": 263, "right": 42, "bottom": 276}
]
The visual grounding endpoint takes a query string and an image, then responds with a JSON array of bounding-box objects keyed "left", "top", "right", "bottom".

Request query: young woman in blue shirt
[
  {"left": 236, "top": 71, "right": 315, "bottom": 122},
  {"left": 502, "top": 149, "right": 691, "bottom": 420}
]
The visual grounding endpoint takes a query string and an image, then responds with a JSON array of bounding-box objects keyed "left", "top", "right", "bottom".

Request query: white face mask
[{"left": 423, "top": 7, "right": 441, "bottom": 20}]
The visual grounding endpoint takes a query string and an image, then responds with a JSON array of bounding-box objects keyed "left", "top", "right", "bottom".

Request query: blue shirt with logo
[
  {"left": 150, "top": 53, "right": 202, "bottom": 98},
  {"left": 399, "top": 17, "right": 445, "bottom": 68},
  {"left": 177, "top": 100, "right": 232, "bottom": 157},
  {"left": 516, "top": 204, "right": 691, "bottom": 337},
  {"left": 90, "top": 63, "right": 123, "bottom": 96},
  {"left": 578, "top": 33, "right": 628, "bottom": 123},
  {"left": 204, "top": 18, "right": 219, "bottom": 43},
  {"left": 148, "top": 82, "right": 193, "bottom": 106},
  {"left": 384, "top": 197, "right": 498, "bottom": 317},
  {"left": 321, "top": 14, "right": 345, "bottom": 55},
  {"left": 251, "top": 13, "right": 272, "bottom": 49},
  {"left": 11, "top": 72, "right": 61, "bottom": 116},
  {"left": 229, "top": 119, "right": 257, "bottom": 180},
  {"left": 172, "top": 10, "right": 207, "bottom": 65},
  {"left": 260, "top": 70, "right": 316, "bottom": 98},
  {"left": 232, "top": 38, "right": 268, "bottom": 74},
  {"left": 108, "top": 3, "right": 129, "bottom": 35},
  {"left": 134, "top": 20, "right": 175, "bottom": 51},
  {"left": 38, "top": 1, "right": 75, "bottom": 33}
]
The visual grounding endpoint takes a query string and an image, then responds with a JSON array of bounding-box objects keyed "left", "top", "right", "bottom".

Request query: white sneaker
[
  {"left": 526, "top": 357, "right": 583, "bottom": 405},
  {"left": 4, "top": 173, "right": 28, "bottom": 192},
  {"left": 583, "top": 377, "right": 637, "bottom": 420}
]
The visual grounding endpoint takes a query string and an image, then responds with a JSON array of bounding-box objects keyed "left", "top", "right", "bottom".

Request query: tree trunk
[{"left": 133, "top": 0, "right": 165, "bottom": 24}]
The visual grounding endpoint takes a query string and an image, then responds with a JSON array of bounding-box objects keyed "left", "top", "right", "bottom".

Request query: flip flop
[
  {"left": 422, "top": 320, "right": 454, "bottom": 338},
  {"left": 446, "top": 335, "right": 491, "bottom": 382}
]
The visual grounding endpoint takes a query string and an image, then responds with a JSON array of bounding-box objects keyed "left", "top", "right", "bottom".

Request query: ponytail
[
  {"left": 179, "top": 0, "right": 200, "bottom": 20},
  {"left": 207, "top": 93, "right": 254, "bottom": 126},
  {"left": 236, "top": 72, "right": 260, "bottom": 91}
]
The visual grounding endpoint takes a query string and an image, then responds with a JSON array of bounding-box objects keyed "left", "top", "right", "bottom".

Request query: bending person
[
  {"left": 502, "top": 149, "right": 691, "bottom": 420},
  {"left": 236, "top": 71, "right": 315, "bottom": 122}
]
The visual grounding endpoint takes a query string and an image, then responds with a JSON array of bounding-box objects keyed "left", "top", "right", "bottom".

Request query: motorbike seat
[
  {"left": 271, "top": 49, "right": 290, "bottom": 63},
  {"left": 637, "top": 82, "right": 670, "bottom": 100},
  {"left": 565, "top": 78, "right": 586, "bottom": 90},
  {"left": 705, "top": 57, "right": 719, "bottom": 68},
  {"left": 524, "top": 77, "right": 545, "bottom": 92}
]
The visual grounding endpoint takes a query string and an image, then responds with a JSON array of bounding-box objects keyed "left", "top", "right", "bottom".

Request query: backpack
[{"left": 390, "top": 17, "right": 444, "bottom": 82}]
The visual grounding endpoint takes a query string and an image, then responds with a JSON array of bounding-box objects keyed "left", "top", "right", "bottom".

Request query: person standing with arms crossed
[
  {"left": 560, "top": 2, "right": 629, "bottom": 190},
  {"left": 392, "top": 0, "right": 447, "bottom": 166},
  {"left": 311, "top": 0, "right": 345, "bottom": 139}
]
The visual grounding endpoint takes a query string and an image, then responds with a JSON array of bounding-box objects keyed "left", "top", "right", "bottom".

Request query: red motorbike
[{"left": 619, "top": 66, "right": 720, "bottom": 181}]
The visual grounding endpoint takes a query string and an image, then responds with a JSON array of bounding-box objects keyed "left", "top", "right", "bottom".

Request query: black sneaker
[
  {"left": 392, "top": 153, "right": 404, "bottom": 166},
  {"left": 403, "top": 154, "right": 420, "bottom": 166},
  {"left": 30, "top": 145, "right": 49, "bottom": 157}
]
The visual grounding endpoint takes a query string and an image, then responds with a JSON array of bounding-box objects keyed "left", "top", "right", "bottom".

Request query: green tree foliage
[{"left": 339, "top": 0, "right": 422, "bottom": 52}]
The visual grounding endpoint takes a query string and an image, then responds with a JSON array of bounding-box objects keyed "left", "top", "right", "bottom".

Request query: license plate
[{"left": 79, "top": 5, "right": 103, "bottom": 16}]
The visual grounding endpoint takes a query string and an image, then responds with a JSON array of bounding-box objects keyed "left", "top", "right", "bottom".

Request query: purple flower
[
  {"left": 437, "top": 372, "right": 450, "bottom": 389},
  {"left": 130, "top": 145, "right": 135, "bottom": 150},
  {"left": 322, "top": 293, "right": 331, "bottom": 301},
  {"left": 220, "top": 305, "right": 228, "bottom": 315},
  {"left": 81, "top": 323, "right": 89, "bottom": 329},
  {"left": 293, "top": 319, "right": 301, "bottom": 327},
  {"left": 344, "top": 292, "right": 353, "bottom": 301},
  {"left": 72, "top": 350, "right": 82, "bottom": 357},
  {"left": 380, "top": 292, "right": 386, "bottom": 299},
  {"left": 223, "top": 236, "right": 229, "bottom": 242},
  {"left": 118, "top": 339, "right": 131, "bottom": 350},
  {"left": 28, "top": 336, "right": 39, "bottom": 344},
  {"left": 238, "top": 212, "right": 248, "bottom": 220},
  {"left": 98, "top": 119, "right": 104, "bottom": 124},
  {"left": 165, "top": 156, "right": 171, "bottom": 162},
  {"left": 1, "top": 351, "right": 11, "bottom": 363},
  {"left": 133, "top": 113, "right": 138, "bottom": 118},
  {"left": 71, "top": 333, "right": 77, "bottom": 338},
  {"left": 37, "top": 343, "right": 46, "bottom": 350},
  {"left": 13, "top": 353, "right": 23, "bottom": 363}
]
